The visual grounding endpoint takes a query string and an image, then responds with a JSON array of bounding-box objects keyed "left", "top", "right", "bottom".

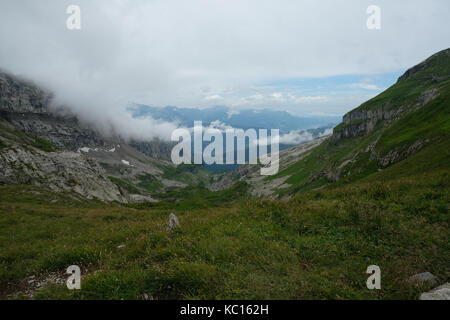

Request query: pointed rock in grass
[{"left": 167, "top": 213, "right": 180, "bottom": 232}]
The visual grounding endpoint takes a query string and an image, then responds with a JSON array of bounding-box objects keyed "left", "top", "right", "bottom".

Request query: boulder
[
  {"left": 407, "top": 272, "right": 439, "bottom": 287},
  {"left": 167, "top": 213, "right": 180, "bottom": 232},
  {"left": 420, "top": 283, "right": 450, "bottom": 300}
]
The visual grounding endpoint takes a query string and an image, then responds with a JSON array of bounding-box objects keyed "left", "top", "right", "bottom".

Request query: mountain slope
[
  {"left": 0, "top": 118, "right": 126, "bottom": 202},
  {"left": 254, "top": 49, "right": 450, "bottom": 197},
  {"left": 0, "top": 72, "right": 213, "bottom": 202}
]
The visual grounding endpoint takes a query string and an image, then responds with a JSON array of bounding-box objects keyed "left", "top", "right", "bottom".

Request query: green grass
[
  {"left": 136, "top": 173, "right": 163, "bottom": 193},
  {"left": 30, "top": 136, "right": 59, "bottom": 152},
  {"left": 162, "top": 164, "right": 212, "bottom": 186},
  {"left": 0, "top": 168, "right": 448, "bottom": 300},
  {"left": 130, "top": 181, "right": 250, "bottom": 211},
  {"left": 108, "top": 177, "right": 141, "bottom": 195},
  {"left": 264, "top": 77, "right": 450, "bottom": 198},
  {"left": 376, "top": 84, "right": 450, "bottom": 155},
  {"left": 353, "top": 49, "right": 450, "bottom": 113}
]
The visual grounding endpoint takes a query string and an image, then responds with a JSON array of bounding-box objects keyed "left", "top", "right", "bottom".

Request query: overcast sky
[{"left": 0, "top": 0, "right": 449, "bottom": 139}]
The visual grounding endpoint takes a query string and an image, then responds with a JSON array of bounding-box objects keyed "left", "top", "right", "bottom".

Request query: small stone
[
  {"left": 420, "top": 283, "right": 450, "bottom": 300},
  {"left": 166, "top": 213, "right": 180, "bottom": 232},
  {"left": 408, "top": 272, "right": 439, "bottom": 287},
  {"left": 117, "top": 244, "right": 126, "bottom": 249}
]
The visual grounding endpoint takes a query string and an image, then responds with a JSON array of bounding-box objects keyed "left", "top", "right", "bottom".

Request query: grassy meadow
[{"left": 1, "top": 166, "right": 448, "bottom": 300}]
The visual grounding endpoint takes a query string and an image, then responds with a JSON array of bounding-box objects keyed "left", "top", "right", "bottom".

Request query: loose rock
[
  {"left": 407, "top": 272, "right": 439, "bottom": 287},
  {"left": 167, "top": 213, "right": 180, "bottom": 232},
  {"left": 419, "top": 283, "right": 450, "bottom": 300}
]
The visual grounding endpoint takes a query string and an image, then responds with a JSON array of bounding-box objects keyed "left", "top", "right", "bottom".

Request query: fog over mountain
[{"left": 1, "top": 0, "right": 449, "bottom": 141}]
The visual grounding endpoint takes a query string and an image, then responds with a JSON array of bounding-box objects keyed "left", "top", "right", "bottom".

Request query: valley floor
[{"left": 0, "top": 168, "right": 448, "bottom": 300}]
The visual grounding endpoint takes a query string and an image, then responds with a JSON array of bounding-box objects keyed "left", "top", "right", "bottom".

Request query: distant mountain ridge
[{"left": 129, "top": 104, "right": 340, "bottom": 133}]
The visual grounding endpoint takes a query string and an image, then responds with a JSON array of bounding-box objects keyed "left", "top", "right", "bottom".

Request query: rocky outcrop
[
  {"left": 332, "top": 88, "right": 440, "bottom": 143},
  {"left": 378, "top": 139, "right": 430, "bottom": 167},
  {"left": 130, "top": 138, "right": 174, "bottom": 160},
  {"left": 0, "top": 72, "right": 52, "bottom": 114},
  {"left": 0, "top": 72, "right": 114, "bottom": 152},
  {"left": 332, "top": 103, "right": 407, "bottom": 141},
  {"left": 0, "top": 71, "right": 191, "bottom": 202},
  {"left": 332, "top": 48, "right": 447, "bottom": 143},
  {"left": 1, "top": 111, "right": 111, "bottom": 152},
  {"left": 0, "top": 146, "right": 126, "bottom": 202}
]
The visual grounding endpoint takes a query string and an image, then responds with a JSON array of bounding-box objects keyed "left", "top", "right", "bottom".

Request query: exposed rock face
[
  {"left": 0, "top": 72, "right": 129, "bottom": 202},
  {"left": 0, "top": 72, "right": 112, "bottom": 152},
  {"left": 332, "top": 103, "right": 408, "bottom": 141},
  {"left": 0, "top": 71, "right": 190, "bottom": 203},
  {"left": 130, "top": 139, "right": 174, "bottom": 160},
  {"left": 0, "top": 72, "right": 52, "bottom": 114},
  {"left": 128, "top": 194, "right": 158, "bottom": 203},
  {"left": 332, "top": 49, "right": 447, "bottom": 143},
  {"left": 378, "top": 139, "right": 430, "bottom": 167},
  {"left": 0, "top": 147, "right": 126, "bottom": 202},
  {"left": 2, "top": 111, "right": 111, "bottom": 152},
  {"left": 333, "top": 87, "right": 440, "bottom": 142}
]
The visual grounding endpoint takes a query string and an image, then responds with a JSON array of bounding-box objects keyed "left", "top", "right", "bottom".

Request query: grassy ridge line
[
  {"left": 351, "top": 49, "right": 450, "bottom": 113},
  {"left": 266, "top": 79, "right": 450, "bottom": 197}
]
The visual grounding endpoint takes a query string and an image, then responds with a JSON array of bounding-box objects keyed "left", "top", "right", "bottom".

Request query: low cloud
[
  {"left": 204, "top": 95, "right": 224, "bottom": 101},
  {"left": 258, "top": 127, "right": 334, "bottom": 146},
  {"left": 0, "top": 0, "right": 448, "bottom": 138}
]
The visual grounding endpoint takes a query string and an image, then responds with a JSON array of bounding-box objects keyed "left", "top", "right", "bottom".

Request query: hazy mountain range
[{"left": 128, "top": 104, "right": 340, "bottom": 134}]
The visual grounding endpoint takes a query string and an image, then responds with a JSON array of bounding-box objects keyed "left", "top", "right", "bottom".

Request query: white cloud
[
  {"left": 359, "top": 84, "right": 379, "bottom": 90},
  {"left": 227, "top": 109, "right": 240, "bottom": 119},
  {"left": 344, "top": 78, "right": 381, "bottom": 90},
  {"left": 258, "top": 127, "right": 334, "bottom": 146},
  {"left": 0, "top": 0, "right": 448, "bottom": 137},
  {"left": 204, "top": 94, "right": 223, "bottom": 101},
  {"left": 272, "top": 92, "right": 283, "bottom": 99},
  {"left": 291, "top": 95, "right": 329, "bottom": 103},
  {"left": 279, "top": 131, "right": 314, "bottom": 145},
  {"left": 207, "top": 120, "right": 234, "bottom": 131}
]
